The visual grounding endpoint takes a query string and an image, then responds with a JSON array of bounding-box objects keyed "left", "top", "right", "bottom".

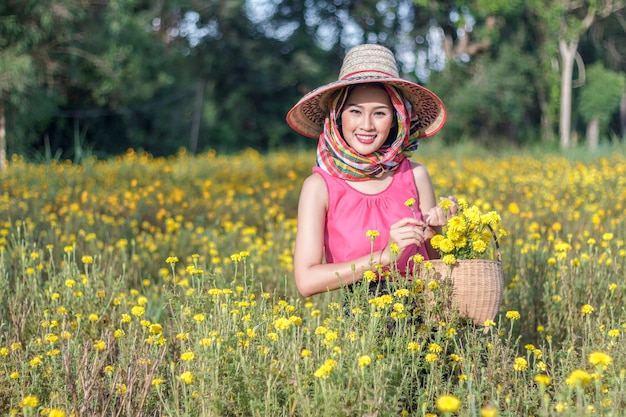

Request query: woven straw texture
[
  {"left": 428, "top": 259, "right": 504, "bottom": 326},
  {"left": 286, "top": 44, "right": 446, "bottom": 139}
]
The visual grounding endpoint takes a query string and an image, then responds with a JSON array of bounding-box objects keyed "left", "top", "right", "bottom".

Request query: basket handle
[{"left": 487, "top": 224, "right": 502, "bottom": 263}]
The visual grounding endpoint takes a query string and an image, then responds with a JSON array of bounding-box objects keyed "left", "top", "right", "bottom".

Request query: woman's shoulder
[
  {"left": 300, "top": 172, "right": 329, "bottom": 197},
  {"left": 408, "top": 160, "right": 430, "bottom": 180}
]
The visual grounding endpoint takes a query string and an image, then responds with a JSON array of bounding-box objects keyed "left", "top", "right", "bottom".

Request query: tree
[
  {"left": 578, "top": 64, "right": 625, "bottom": 149},
  {"left": 554, "top": 0, "right": 625, "bottom": 148}
]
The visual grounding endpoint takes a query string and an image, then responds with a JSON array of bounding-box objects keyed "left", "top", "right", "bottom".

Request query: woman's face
[{"left": 340, "top": 85, "right": 394, "bottom": 155}]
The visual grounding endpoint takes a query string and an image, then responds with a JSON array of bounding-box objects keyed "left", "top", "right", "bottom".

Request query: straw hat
[{"left": 286, "top": 44, "right": 446, "bottom": 139}]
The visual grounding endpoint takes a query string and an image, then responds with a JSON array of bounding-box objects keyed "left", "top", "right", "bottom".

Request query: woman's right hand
[{"left": 383, "top": 217, "right": 427, "bottom": 263}]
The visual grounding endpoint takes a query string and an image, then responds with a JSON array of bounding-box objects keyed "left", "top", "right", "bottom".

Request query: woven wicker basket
[
  {"left": 423, "top": 226, "right": 504, "bottom": 326},
  {"left": 426, "top": 258, "right": 503, "bottom": 326}
]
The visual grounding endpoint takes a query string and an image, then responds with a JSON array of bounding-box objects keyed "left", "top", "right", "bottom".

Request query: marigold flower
[
  {"left": 273, "top": 317, "right": 291, "bottom": 331},
  {"left": 442, "top": 254, "right": 457, "bottom": 265},
  {"left": 534, "top": 374, "right": 551, "bottom": 386},
  {"left": 301, "top": 349, "right": 311, "bottom": 358},
  {"left": 151, "top": 378, "right": 164, "bottom": 386},
  {"left": 436, "top": 394, "right": 461, "bottom": 412},
  {"left": 314, "top": 359, "right": 336, "bottom": 379},
  {"left": 589, "top": 351, "right": 612, "bottom": 369},
  {"left": 581, "top": 304, "right": 594, "bottom": 315},
  {"left": 363, "top": 270, "right": 377, "bottom": 282},
  {"left": 94, "top": 340, "right": 107, "bottom": 351},
  {"left": 30, "top": 356, "right": 42, "bottom": 367},
  {"left": 81, "top": 255, "right": 93, "bottom": 264},
  {"left": 404, "top": 197, "right": 416, "bottom": 207},
  {"left": 19, "top": 395, "right": 39, "bottom": 408},
  {"left": 131, "top": 306, "right": 145, "bottom": 316},
  {"left": 366, "top": 230, "right": 380, "bottom": 239},
  {"left": 179, "top": 371, "right": 194, "bottom": 385},
  {"left": 566, "top": 369, "right": 592, "bottom": 386},
  {"left": 480, "top": 406, "right": 498, "bottom": 417},
  {"left": 165, "top": 256, "right": 179, "bottom": 264},
  {"left": 425, "top": 353, "right": 438, "bottom": 362},
  {"left": 505, "top": 310, "right": 521, "bottom": 320},
  {"left": 428, "top": 343, "right": 443, "bottom": 353},
  {"left": 513, "top": 357, "right": 528, "bottom": 371},
  {"left": 358, "top": 355, "right": 371, "bottom": 367},
  {"left": 49, "top": 409, "right": 66, "bottom": 417},
  {"left": 407, "top": 342, "right": 420, "bottom": 351},
  {"left": 180, "top": 351, "right": 195, "bottom": 361}
]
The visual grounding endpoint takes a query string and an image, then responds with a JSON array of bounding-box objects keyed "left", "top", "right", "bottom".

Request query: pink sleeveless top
[{"left": 313, "top": 158, "right": 430, "bottom": 276}]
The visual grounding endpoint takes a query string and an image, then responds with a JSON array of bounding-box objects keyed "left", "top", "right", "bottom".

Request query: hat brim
[{"left": 287, "top": 75, "right": 447, "bottom": 139}]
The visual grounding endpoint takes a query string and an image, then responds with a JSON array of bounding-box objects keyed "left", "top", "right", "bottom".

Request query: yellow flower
[
  {"left": 425, "top": 353, "right": 438, "bottom": 362},
  {"left": 113, "top": 329, "right": 125, "bottom": 338},
  {"left": 534, "top": 374, "right": 551, "bottom": 386},
  {"left": 180, "top": 351, "right": 195, "bottom": 361},
  {"left": 436, "top": 394, "right": 461, "bottom": 412},
  {"left": 505, "top": 310, "right": 521, "bottom": 320},
  {"left": 273, "top": 317, "right": 292, "bottom": 331},
  {"left": 49, "top": 409, "right": 67, "bottom": 417},
  {"left": 480, "top": 406, "right": 498, "bottom": 417},
  {"left": 151, "top": 378, "right": 164, "bottom": 386},
  {"left": 166, "top": 256, "right": 179, "bottom": 264},
  {"left": 314, "top": 359, "right": 337, "bottom": 379},
  {"left": 193, "top": 313, "right": 205, "bottom": 322},
  {"left": 94, "top": 340, "right": 107, "bottom": 351},
  {"left": 589, "top": 351, "right": 612, "bottom": 369},
  {"left": 566, "top": 369, "right": 592, "bottom": 386},
  {"left": 81, "top": 255, "right": 93, "bottom": 264},
  {"left": 149, "top": 323, "right": 163, "bottom": 334},
  {"left": 131, "top": 306, "right": 145, "bottom": 316},
  {"left": 389, "top": 243, "right": 400, "bottom": 254},
  {"left": 407, "top": 342, "right": 420, "bottom": 351},
  {"left": 442, "top": 254, "right": 457, "bottom": 265},
  {"left": 179, "top": 371, "right": 194, "bottom": 385},
  {"left": 363, "top": 270, "right": 377, "bottom": 282},
  {"left": 358, "top": 355, "right": 371, "bottom": 367},
  {"left": 404, "top": 197, "right": 416, "bottom": 207},
  {"left": 19, "top": 395, "right": 39, "bottom": 408},
  {"left": 10, "top": 371, "right": 19, "bottom": 379},
  {"left": 301, "top": 349, "right": 311, "bottom": 358},
  {"left": 513, "top": 357, "right": 528, "bottom": 371},
  {"left": 428, "top": 343, "right": 443, "bottom": 353},
  {"left": 366, "top": 230, "right": 380, "bottom": 238},
  {"left": 581, "top": 304, "right": 594, "bottom": 315}
]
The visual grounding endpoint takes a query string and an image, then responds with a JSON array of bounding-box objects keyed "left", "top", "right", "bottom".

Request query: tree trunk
[
  {"left": 619, "top": 87, "right": 626, "bottom": 140},
  {"left": 0, "top": 103, "right": 6, "bottom": 172},
  {"left": 587, "top": 116, "right": 600, "bottom": 151},
  {"left": 190, "top": 79, "right": 206, "bottom": 154},
  {"left": 558, "top": 39, "right": 578, "bottom": 149}
]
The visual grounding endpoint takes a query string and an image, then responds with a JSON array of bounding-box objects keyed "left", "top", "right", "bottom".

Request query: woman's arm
[{"left": 293, "top": 174, "right": 417, "bottom": 297}]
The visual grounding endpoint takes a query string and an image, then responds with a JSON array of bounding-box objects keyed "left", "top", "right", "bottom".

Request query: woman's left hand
[{"left": 425, "top": 195, "right": 457, "bottom": 227}]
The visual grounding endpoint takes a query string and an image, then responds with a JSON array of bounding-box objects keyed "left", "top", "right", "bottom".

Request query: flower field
[{"left": 1, "top": 146, "right": 625, "bottom": 416}]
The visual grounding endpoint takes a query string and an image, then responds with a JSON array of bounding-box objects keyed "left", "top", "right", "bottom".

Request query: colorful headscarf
[{"left": 316, "top": 84, "right": 420, "bottom": 181}]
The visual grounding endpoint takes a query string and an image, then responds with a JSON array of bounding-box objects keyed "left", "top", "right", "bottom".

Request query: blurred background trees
[{"left": 0, "top": 0, "right": 624, "bottom": 162}]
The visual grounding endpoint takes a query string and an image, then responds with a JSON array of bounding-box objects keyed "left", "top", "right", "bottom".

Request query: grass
[{"left": 1, "top": 143, "right": 625, "bottom": 416}]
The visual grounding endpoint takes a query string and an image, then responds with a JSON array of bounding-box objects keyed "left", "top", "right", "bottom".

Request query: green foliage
[
  {"left": 2, "top": 148, "right": 626, "bottom": 415},
  {"left": 579, "top": 63, "right": 625, "bottom": 125}
]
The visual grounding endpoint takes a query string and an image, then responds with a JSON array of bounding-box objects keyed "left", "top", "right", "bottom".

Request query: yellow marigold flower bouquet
[
  {"left": 430, "top": 198, "right": 505, "bottom": 261},
  {"left": 422, "top": 198, "right": 505, "bottom": 327}
]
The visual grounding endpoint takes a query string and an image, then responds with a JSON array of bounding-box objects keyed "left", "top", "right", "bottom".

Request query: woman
[{"left": 286, "top": 44, "right": 455, "bottom": 298}]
